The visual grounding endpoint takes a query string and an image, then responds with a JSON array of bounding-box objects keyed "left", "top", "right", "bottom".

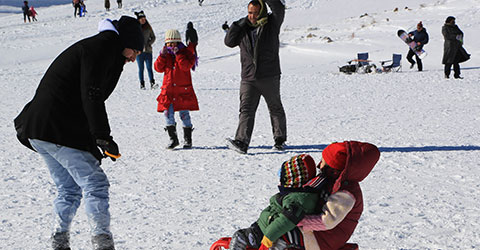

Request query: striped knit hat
[{"left": 279, "top": 154, "right": 316, "bottom": 188}]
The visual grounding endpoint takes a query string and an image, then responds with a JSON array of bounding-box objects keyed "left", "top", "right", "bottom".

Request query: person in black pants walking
[
  {"left": 224, "top": 0, "right": 287, "bottom": 154},
  {"left": 406, "top": 21, "right": 428, "bottom": 71}
]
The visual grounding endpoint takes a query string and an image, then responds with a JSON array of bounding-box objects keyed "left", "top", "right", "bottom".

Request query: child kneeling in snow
[{"left": 230, "top": 154, "right": 319, "bottom": 250}]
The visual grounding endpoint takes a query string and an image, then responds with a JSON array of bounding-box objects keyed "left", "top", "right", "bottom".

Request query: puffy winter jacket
[
  {"left": 408, "top": 28, "right": 429, "bottom": 50},
  {"left": 257, "top": 192, "right": 319, "bottom": 243},
  {"left": 298, "top": 141, "right": 380, "bottom": 250},
  {"left": 224, "top": 0, "right": 284, "bottom": 81},
  {"left": 154, "top": 43, "right": 199, "bottom": 112}
]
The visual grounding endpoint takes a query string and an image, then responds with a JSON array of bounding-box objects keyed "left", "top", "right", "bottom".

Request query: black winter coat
[
  {"left": 14, "top": 31, "right": 126, "bottom": 161},
  {"left": 185, "top": 23, "right": 198, "bottom": 45},
  {"left": 442, "top": 24, "right": 470, "bottom": 64},
  {"left": 224, "top": 0, "right": 284, "bottom": 81}
]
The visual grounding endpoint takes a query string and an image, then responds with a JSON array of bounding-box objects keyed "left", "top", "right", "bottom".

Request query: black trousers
[
  {"left": 406, "top": 50, "right": 422, "bottom": 71},
  {"left": 444, "top": 63, "right": 460, "bottom": 78}
]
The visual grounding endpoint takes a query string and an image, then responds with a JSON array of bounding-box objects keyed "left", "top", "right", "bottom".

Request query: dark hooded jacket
[
  {"left": 224, "top": 0, "right": 284, "bottom": 81},
  {"left": 442, "top": 23, "right": 470, "bottom": 64},
  {"left": 14, "top": 28, "right": 126, "bottom": 161},
  {"left": 313, "top": 141, "right": 380, "bottom": 250},
  {"left": 408, "top": 28, "right": 429, "bottom": 50}
]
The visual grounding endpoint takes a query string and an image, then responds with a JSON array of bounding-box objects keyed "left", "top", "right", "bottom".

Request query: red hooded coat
[
  {"left": 154, "top": 43, "right": 199, "bottom": 112},
  {"left": 299, "top": 141, "right": 380, "bottom": 250}
]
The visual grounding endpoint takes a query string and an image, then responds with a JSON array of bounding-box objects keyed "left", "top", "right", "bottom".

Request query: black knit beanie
[
  {"left": 113, "top": 16, "right": 144, "bottom": 51},
  {"left": 445, "top": 16, "right": 455, "bottom": 24}
]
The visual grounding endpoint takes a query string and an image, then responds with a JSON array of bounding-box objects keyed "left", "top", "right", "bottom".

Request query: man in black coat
[
  {"left": 442, "top": 16, "right": 470, "bottom": 79},
  {"left": 14, "top": 16, "right": 143, "bottom": 250},
  {"left": 224, "top": 0, "right": 287, "bottom": 154},
  {"left": 407, "top": 21, "right": 428, "bottom": 71}
]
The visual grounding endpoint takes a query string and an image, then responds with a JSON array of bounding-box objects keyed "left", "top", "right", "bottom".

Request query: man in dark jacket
[
  {"left": 14, "top": 16, "right": 143, "bottom": 250},
  {"left": 442, "top": 16, "right": 470, "bottom": 79},
  {"left": 224, "top": 0, "right": 287, "bottom": 154},
  {"left": 406, "top": 21, "right": 428, "bottom": 71}
]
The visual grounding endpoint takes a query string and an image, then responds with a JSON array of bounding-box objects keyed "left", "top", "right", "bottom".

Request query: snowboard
[{"left": 397, "top": 29, "right": 427, "bottom": 59}]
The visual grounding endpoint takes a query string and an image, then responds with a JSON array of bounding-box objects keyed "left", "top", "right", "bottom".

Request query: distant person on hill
[
  {"left": 134, "top": 10, "right": 157, "bottom": 89},
  {"left": 105, "top": 0, "right": 110, "bottom": 11},
  {"left": 14, "top": 16, "right": 144, "bottom": 250},
  {"left": 407, "top": 21, "right": 428, "bottom": 71},
  {"left": 22, "top": 1, "right": 31, "bottom": 23},
  {"left": 198, "top": 0, "right": 204, "bottom": 6},
  {"left": 72, "top": 0, "right": 81, "bottom": 17},
  {"left": 224, "top": 0, "right": 287, "bottom": 154},
  {"left": 29, "top": 6, "right": 37, "bottom": 22},
  {"left": 154, "top": 29, "right": 199, "bottom": 149},
  {"left": 442, "top": 16, "right": 470, "bottom": 79},
  {"left": 117, "top": 0, "right": 122, "bottom": 8},
  {"left": 185, "top": 21, "right": 199, "bottom": 57}
]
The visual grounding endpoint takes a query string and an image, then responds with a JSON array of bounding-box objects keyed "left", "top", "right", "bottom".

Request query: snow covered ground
[{"left": 1, "top": 0, "right": 479, "bottom": 249}]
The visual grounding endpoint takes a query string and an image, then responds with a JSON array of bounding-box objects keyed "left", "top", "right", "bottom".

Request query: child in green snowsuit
[{"left": 230, "top": 154, "right": 319, "bottom": 250}]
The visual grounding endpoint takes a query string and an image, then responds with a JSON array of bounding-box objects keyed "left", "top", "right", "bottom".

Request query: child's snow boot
[
  {"left": 165, "top": 125, "right": 179, "bottom": 149},
  {"left": 91, "top": 234, "right": 115, "bottom": 250},
  {"left": 183, "top": 127, "right": 193, "bottom": 149},
  {"left": 140, "top": 80, "right": 146, "bottom": 90},
  {"left": 52, "top": 232, "right": 70, "bottom": 250}
]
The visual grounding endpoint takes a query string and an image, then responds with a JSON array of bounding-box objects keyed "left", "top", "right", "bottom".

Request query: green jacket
[{"left": 257, "top": 191, "right": 319, "bottom": 242}]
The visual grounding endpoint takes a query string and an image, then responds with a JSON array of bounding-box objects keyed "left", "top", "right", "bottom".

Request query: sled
[
  {"left": 210, "top": 237, "right": 359, "bottom": 250},
  {"left": 397, "top": 29, "right": 427, "bottom": 59},
  {"left": 210, "top": 237, "right": 256, "bottom": 250}
]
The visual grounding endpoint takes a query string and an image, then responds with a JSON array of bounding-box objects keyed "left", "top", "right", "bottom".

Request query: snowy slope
[{"left": 1, "top": 0, "right": 480, "bottom": 249}]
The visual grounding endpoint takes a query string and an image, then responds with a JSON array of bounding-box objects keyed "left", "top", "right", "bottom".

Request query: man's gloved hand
[{"left": 96, "top": 136, "right": 121, "bottom": 161}]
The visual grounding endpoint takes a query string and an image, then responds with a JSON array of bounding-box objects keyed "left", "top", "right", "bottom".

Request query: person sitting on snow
[
  {"left": 298, "top": 141, "right": 380, "bottom": 250},
  {"left": 228, "top": 141, "right": 380, "bottom": 250},
  {"left": 229, "top": 154, "right": 319, "bottom": 250}
]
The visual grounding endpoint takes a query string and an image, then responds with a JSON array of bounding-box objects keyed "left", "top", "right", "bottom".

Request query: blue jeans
[
  {"left": 136, "top": 52, "right": 154, "bottom": 82},
  {"left": 164, "top": 104, "right": 192, "bottom": 127},
  {"left": 29, "top": 139, "right": 112, "bottom": 236}
]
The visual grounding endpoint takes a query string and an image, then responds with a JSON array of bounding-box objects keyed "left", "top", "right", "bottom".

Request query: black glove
[{"left": 96, "top": 136, "right": 121, "bottom": 161}]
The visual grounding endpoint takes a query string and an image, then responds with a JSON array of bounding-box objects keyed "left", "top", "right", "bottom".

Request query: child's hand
[
  {"left": 173, "top": 47, "right": 179, "bottom": 54},
  {"left": 160, "top": 46, "right": 168, "bottom": 56}
]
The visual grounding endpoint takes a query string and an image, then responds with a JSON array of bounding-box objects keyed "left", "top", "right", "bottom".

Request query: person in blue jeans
[
  {"left": 14, "top": 16, "right": 144, "bottom": 250},
  {"left": 135, "top": 10, "right": 157, "bottom": 89}
]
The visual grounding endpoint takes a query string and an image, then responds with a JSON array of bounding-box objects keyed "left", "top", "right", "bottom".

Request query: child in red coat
[{"left": 154, "top": 29, "right": 199, "bottom": 150}]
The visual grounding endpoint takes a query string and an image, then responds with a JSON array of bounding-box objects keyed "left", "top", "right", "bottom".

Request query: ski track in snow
[{"left": 1, "top": 0, "right": 480, "bottom": 249}]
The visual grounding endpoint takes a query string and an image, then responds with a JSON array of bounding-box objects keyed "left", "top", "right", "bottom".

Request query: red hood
[{"left": 332, "top": 141, "right": 380, "bottom": 193}]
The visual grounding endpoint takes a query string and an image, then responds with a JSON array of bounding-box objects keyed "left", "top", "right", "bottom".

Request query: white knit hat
[{"left": 165, "top": 29, "right": 182, "bottom": 43}]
